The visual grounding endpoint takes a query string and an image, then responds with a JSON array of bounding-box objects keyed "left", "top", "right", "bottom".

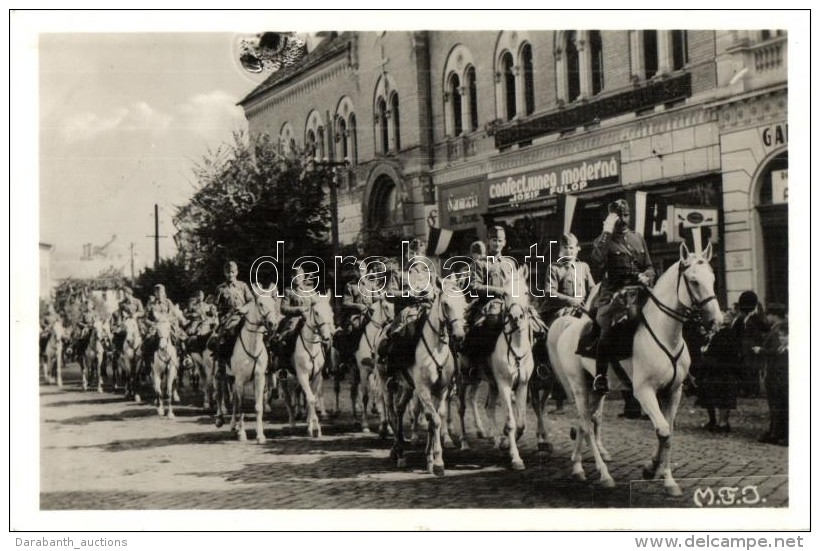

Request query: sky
[{"left": 39, "top": 32, "right": 258, "bottom": 278}]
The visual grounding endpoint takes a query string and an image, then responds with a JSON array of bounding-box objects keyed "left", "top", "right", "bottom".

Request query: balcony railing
[{"left": 753, "top": 37, "right": 786, "bottom": 73}]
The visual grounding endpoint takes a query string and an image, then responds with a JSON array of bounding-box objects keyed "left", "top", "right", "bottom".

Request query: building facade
[
  {"left": 39, "top": 242, "right": 54, "bottom": 300},
  {"left": 239, "top": 30, "right": 787, "bottom": 308}
]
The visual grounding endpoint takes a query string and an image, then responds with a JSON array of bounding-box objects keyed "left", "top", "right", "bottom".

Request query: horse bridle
[
  {"left": 644, "top": 261, "right": 717, "bottom": 325},
  {"left": 501, "top": 301, "right": 532, "bottom": 369}
]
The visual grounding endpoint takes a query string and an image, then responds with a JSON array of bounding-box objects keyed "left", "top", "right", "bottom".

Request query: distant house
[{"left": 39, "top": 242, "right": 54, "bottom": 299}]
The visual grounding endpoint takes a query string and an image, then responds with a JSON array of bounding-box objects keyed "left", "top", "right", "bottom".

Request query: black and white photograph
[{"left": 10, "top": 9, "right": 810, "bottom": 536}]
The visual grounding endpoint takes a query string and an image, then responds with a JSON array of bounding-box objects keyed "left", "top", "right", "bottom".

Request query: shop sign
[
  {"left": 771, "top": 169, "right": 788, "bottom": 204},
  {"left": 488, "top": 152, "right": 620, "bottom": 209},
  {"left": 676, "top": 207, "right": 718, "bottom": 228},
  {"left": 438, "top": 180, "right": 486, "bottom": 229},
  {"left": 760, "top": 123, "right": 788, "bottom": 151}
]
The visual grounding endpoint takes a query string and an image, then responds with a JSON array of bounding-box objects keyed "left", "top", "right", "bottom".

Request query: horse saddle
[
  {"left": 387, "top": 314, "right": 426, "bottom": 371},
  {"left": 575, "top": 317, "right": 640, "bottom": 361},
  {"left": 187, "top": 333, "right": 212, "bottom": 355}
]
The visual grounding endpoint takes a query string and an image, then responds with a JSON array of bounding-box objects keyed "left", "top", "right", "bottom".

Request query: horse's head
[
  {"left": 678, "top": 242, "right": 723, "bottom": 332},
  {"left": 242, "top": 294, "right": 281, "bottom": 333},
  {"left": 500, "top": 265, "right": 531, "bottom": 332},
  {"left": 436, "top": 274, "right": 469, "bottom": 342},
  {"left": 368, "top": 296, "right": 394, "bottom": 326},
  {"left": 155, "top": 319, "right": 173, "bottom": 349},
  {"left": 123, "top": 317, "right": 141, "bottom": 348},
  {"left": 308, "top": 294, "right": 336, "bottom": 343}
]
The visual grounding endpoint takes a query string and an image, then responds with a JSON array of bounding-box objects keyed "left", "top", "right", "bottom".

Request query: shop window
[
  {"left": 501, "top": 51, "right": 516, "bottom": 121},
  {"left": 757, "top": 152, "right": 788, "bottom": 305},
  {"left": 590, "top": 31, "right": 604, "bottom": 96},
  {"left": 521, "top": 43, "right": 535, "bottom": 116},
  {"left": 390, "top": 92, "right": 401, "bottom": 151},
  {"left": 466, "top": 66, "right": 479, "bottom": 132}
]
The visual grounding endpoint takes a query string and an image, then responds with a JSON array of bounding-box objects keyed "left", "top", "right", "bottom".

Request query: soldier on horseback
[
  {"left": 110, "top": 287, "right": 144, "bottom": 369},
  {"left": 75, "top": 298, "right": 100, "bottom": 357},
  {"left": 213, "top": 261, "right": 256, "bottom": 375},
  {"left": 143, "top": 284, "right": 187, "bottom": 369},
  {"left": 590, "top": 199, "right": 656, "bottom": 394},
  {"left": 186, "top": 290, "right": 218, "bottom": 336},
  {"left": 376, "top": 238, "right": 437, "bottom": 389},
  {"left": 334, "top": 260, "right": 382, "bottom": 374}
]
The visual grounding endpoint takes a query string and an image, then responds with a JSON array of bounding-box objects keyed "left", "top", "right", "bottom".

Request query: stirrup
[{"left": 592, "top": 374, "right": 609, "bottom": 394}]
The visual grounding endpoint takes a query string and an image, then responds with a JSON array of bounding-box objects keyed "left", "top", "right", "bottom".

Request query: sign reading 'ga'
[{"left": 488, "top": 152, "right": 621, "bottom": 209}]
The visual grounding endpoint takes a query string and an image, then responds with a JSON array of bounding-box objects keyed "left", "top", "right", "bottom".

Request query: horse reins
[{"left": 501, "top": 302, "right": 533, "bottom": 388}]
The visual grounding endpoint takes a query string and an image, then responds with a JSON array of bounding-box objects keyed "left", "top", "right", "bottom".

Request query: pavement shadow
[{"left": 70, "top": 429, "right": 238, "bottom": 452}]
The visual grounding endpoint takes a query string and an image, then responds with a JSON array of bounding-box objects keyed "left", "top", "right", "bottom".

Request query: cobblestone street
[{"left": 40, "top": 363, "right": 788, "bottom": 510}]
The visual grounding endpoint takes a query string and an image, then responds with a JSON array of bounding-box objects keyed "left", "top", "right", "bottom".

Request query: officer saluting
[{"left": 590, "top": 199, "right": 655, "bottom": 393}]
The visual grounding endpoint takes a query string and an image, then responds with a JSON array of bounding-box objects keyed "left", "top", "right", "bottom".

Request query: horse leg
[
  {"left": 166, "top": 366, "right": 176, "bottom": 419},
  {"left": 295, "top": 369, "right": 318, "bottom": 437},
  {"left": 592, "top": 403, "right": 611, "bottom": 461},
  {"left": 232, "top": 378, "right": 247, "bottom": 442},
  {"left": 312, "top": 369, "right": 324, "bottom": 438},
  {"left": 633, "top": 383, "right": 671, "bottom": 483},
  {"left": 498, "top": 383, "right": 524, "bottom": 470},
  {"left": 96, "top": 355, "right": 104, "bottom": 393},
  {"left": 357, "top": 366, "right": 370, "bottom": 432},
  {"left": 584, "top": 396, "right": 615, "bottom": 487},
  {"left": 417, "top": 386, "right": 445, "bottom": 476},
  {"left": 373, "top": 372, "right": 391, "bottom": 438},
  {"left": 443, "top": 385, "right": 458, "bottom": 448},
  {"left": 409, "top": 394, "right": 421, "bottom": 445},
  {"left": 654, "top": 386, "right": 684, "bottom": 496},
  {"left": 531, "top": 382, "right": 548, "bottom": 452},
  {"left": 255, "top": 369, "right": 267, "bottom": 444},
  {"left": 391, "top": 386, "right": 414, "bottom": 468},
  {"left": 456, "top": 376, "right": 470, "bottom": 450},
  {"left": 485, "top": 381, "right": 501, "bottom": 447},
  {"left": 153, "top": 369, "right": 164, "bottom": 416},
  {"left": 81, "top": 358, "right": 88, "bottom": 391}
]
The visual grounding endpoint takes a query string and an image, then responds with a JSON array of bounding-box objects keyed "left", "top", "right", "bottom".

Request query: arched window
[
  {"left": 643, "top": 30, "right": 659, "bottom": 79},
  {"left": 671, "top": 30, "right": 688, "bottom": 71},
  {"left": 390, "top": 92, "right": 400, "bottom": 151},
  {"left": 306, "top": 129, "right": 317, "bottom": 157},
  {"left": 348, "top": 113, "right": 358, "bottom": 165},
  {"left": 566, "top": 32, "right": 581, "bottom": 103},
  {"left": 337, "top": 117, "right": 348, "bottom": 160},
  {"left": 521, "top": 43, "right": 535, "bottom": 115},
  {"left": 466, "top": 66, "right": 478, "bottom": 132},
  {"left": 316, "top": 126, "right": 325, "bottom": 160},
  {"left": 377, "top": 98, "right": 389, "bottom": 154},
  {"left": 449, "top": 73, "right": 463, "bottom": 136},
  {"left": 369, "top": 175, "right": 400, "bottom": 229},
  {"left": 590, "top": 31, "right": 604, "bottom": 96},
  {"left": 501, "top": 52, "right": 516, "bottom": 121}
]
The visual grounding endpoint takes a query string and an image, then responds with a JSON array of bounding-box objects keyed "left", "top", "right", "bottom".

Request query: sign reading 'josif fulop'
[{"left": 488, "top": 152, "right": 621, "bottom": 209}]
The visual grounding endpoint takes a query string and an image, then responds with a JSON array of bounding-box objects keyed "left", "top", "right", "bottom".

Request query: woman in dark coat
[{"left": 696, "top": 311, "right": 742, "bottom": 433}]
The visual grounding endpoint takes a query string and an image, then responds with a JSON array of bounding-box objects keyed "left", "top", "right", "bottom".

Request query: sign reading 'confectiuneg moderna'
[{"left": 488, "top": 152, "right": 621, "bottom": 209}]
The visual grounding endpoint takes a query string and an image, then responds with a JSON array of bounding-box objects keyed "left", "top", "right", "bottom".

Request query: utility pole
[
  {"left": 129, "top": 242, "right": 136, "bottom": 284},
  {"left": 147, "top": 203, "right": 168, "bottom": 269}
]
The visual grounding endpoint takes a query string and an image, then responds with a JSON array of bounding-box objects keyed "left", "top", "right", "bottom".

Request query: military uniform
[
  {"left": 186, "top": 299, "right": 218, "bottom": 336},
  {"left": 213, "top": 279, "right": 255, "bottom": 361},
  {"left": 76, "top": 307, "right": 99, "bottom": 355},
  {"left": 590, "top": 209, "right": 655, "bottom": 392},
  {"left": 540, "top": 258, "right": 595, "bottom": 322}
]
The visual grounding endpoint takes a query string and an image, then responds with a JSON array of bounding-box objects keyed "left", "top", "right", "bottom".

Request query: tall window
[
  {"left": 590, "top": 31, "right": 604, "bottom": 96},
  {"left": 390, "top": 92, "right": 400, "bottom": 151},
  {"left": 566, "top": 32, "right": 581, "bottom": 103},
  {"left": 671, "top": 30, "right": 688, "bottom": 70},
  {"left": 306, "top": 129, "right": 317, "bottom": 157},
  {"left": 337, "top": 118, "right": 348, "bottom": 160},
  {"left": 501, "top": 52, "right": 516, "bottom": 121},
  {"left": 316, "top": 126, "right": 325, "bottom": 160},
  {"left": 348, "top": 113, "right": 358, "bottom": 165},
  {"left": 521, "top": 43, "right": 535, "bottom": 115},
  {"left": 466, "top": 66, "right": 478, "bottom": 132},
  {"left": 378, "top": 98, "right": 388, "bottom": 154},
  {"left": 450, "top": 73, "right": 463, "bottom": 136},
  {"left": 643, "top": 30, "right": 659, "bottom": 79}
]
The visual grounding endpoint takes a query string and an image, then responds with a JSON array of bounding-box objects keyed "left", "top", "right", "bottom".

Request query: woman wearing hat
[
  {"left": 590, "top": 199, "right": 656, "bottom": 394},
  {"left": 735, "top": 290, "right": 768, "bottom": 397}
]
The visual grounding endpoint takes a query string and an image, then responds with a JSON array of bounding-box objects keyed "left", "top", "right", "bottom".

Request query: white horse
[
  {"left": 226, "top": 294, "right": 280, "bottom": 443},
  {"left": 118, "top": 317, "right": 143, "bottom": 402},
  {"left": 352, "top": 296, "right": 394, "bottom": 434},
  {"left": 41, "top": 318, "right": 66, "bottom": 387},
  {"left": 82, "top": 319, "right": 110, "bottom": 393},
  {"left": 387, "top": 275, "right": 468, "bottom": 475},
  {"left": 548, "top": 242, "right": 722, "bottom": 495},
  {"left": 151, "top": 319, "right": 179, "bottom": 418},
  {"left": 289, "top": 294, "right": 336, "bottom": 438}
]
